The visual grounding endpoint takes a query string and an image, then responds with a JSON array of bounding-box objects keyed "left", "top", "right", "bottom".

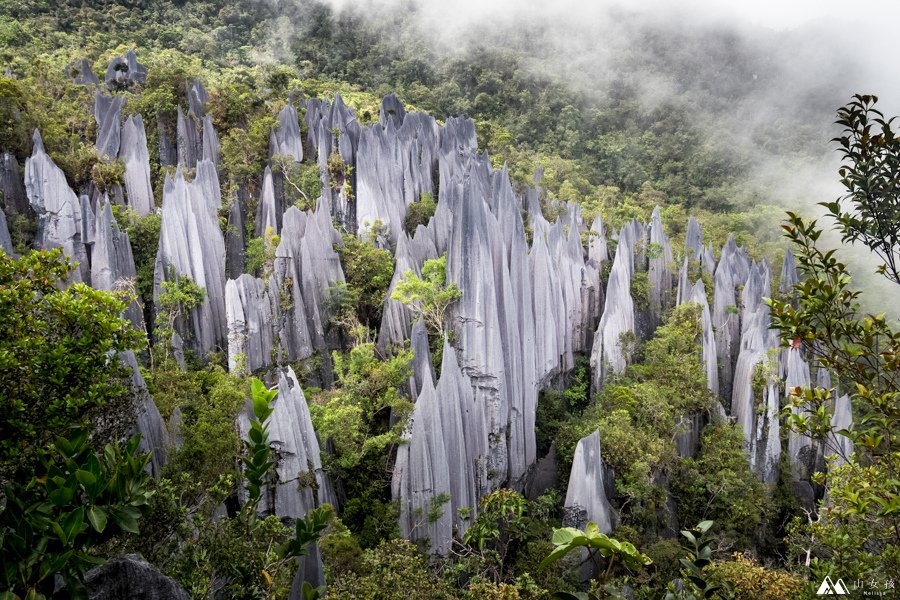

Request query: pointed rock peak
[
  {"left": 31, "top": 129, "right": 44, "bottom": 153},
  {"left": 380, "top": 93, "right": 406, "bottom": 127}
]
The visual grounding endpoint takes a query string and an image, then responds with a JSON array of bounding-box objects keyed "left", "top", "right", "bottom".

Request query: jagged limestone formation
[
  {"left": 784, "top": 347, "right": 813, "bottom": 477},
  {"left": 590, "top": 227, "right": 635, "bottom": 388},
  {"left": 393, "top": 375, "right": 453, "bottom": 555},
  {"left": 0, "top": 208, "right": 13, "bottom": 254},
  {"left": 153, "top": 164, "right": 226, "bottom": 355},
  {"left": 238, "top": 367, "right": 335, "bottom": 518},
  {"left": 304, "top": 94, "right": 359, "bottom": 231},
  {"left": 225, "top": 274, "right": 274, "bottom": 375},
  {"left": 202, "top": 115, "right": 220, "bottom": 165},
  {"left": 828, "top": 393, "right": 853, "bottom": 468},
  {"left": 0, "top": 152, "right": 29, "bottom": 215},
  {"left": 407, "top": 318, "right": 434, "bottom": 401},
  {"left": 729, "top": 261, "right": 781, "bottom": 483},
  {"left": 70, "top": 59, "right": 100, "bottom": 89},
  {"left": 85, "top": 554, "right": 189, "bottom": 600},
  {"left": 648, "top": 206, "right": 673, "bottom": 324},
  {"left": 104, "top": 51, "right": 147, "bottom": 89},
  {"left": 270, "top": 104, "right": 303, "bottom": 163},
  {"left": 25, "top": 131, "right": 89, "bottom": 282},
  {"left": 120, "top": 351, "right": 168, "bottom": 477},
  {"left": 564, "top": 430, "right": 615, "bottom": 533},
  {"left": 225, "top": 187, "right": 246, "bottom": 278},
  {"left": 92, "top": 199, "right": 145, "bottom": 331},
  {"left": 119, "top": 115, "right": 154, "bottom": 215},
  {"left": 95, "top": 92, "right": 124, "bottom": 159},
  {"left": 355, "top": 98, "right": 440, "bottom": 241},
  {"left": 255, "top": 166, "right": 280, "bottom": 236}
]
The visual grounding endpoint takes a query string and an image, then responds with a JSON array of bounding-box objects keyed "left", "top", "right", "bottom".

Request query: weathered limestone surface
[
  {"left": 0, "top": 208, "right": 13, "bottom": 254},
  {"left": 270, "top": 104, "right": 303, "bottom": 162},
  {"left": 255, "top": 166, "right": 280, "bottom": 235},
  {"left": 393, "top": 375, "right": 453, "bottom": 555},
  {"left": 0, "top": 152, "right": 29, "bottom": 215},
  {"left": 590, "top": 228, "right": 635, "bottom": 388},
  {"left": 119, "top": 115, "right": 154, "bottom": 215},
  {"left": 71, "top": 59, "right": 100, "bottom": 89},
  {"left": 120, "top": 351, "right": 168, "bottom": 477},
  {"left": 648, "top": 206, "right": 673, "bottom": 324},
  {"left": 92, "top": 199, "right": 145, "bottom": 330},
  {"left": 225, "top": 274, "right": 275, "bottom": 375},
  {"left": 85, "top": 554, "right": 188, "bottom": 600},
  {"left": 104, "top": 51, "right": 147, "bottom": 88},
  {"left": 95, "top": 92, "right": 124, "bottom": 159},
  {"left": 153, "top": 164, "right": 226, "bottom": 355},
  {"left": 237, "top": 367, "right": 335, "bottom": 518},
  {"left": 564, "top": 430, "right": 616, "bottom": 533},
  {"left": 25, "top": 131, "right": 89, "bottom": 281}
]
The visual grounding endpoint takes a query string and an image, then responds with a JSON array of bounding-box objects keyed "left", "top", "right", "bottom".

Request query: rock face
[
  {"left": 647, "top": 206, "right": 673, "bottom": 325},
  {"left": 25, "top": 131, "right": 89, "bottom": 282},
  {"left": 1, "top": 152, "right": 30, "bottom": 215},
  {"left": 238, "top": 367, "right": 335, "bottom": 518},
  {"left": 590, "top": 227, "right": 635, "bottom": 388},
  {"left": 120, "top": 351, "right": 168, "bottom": 476},
  {"left": 255, "top": 166, "right": 280, "bottom": 236},
  {"left": 71, "top": 59, "right": 100, "bottom": 89},
  {"left": 104, "top": 51, "right": 147, "bottom": 89},
  {"left": 270, "top": 104, "right": 304, "bottom": 162},
  {"left": 729, "top": 261, "right": 781, "bottom": 483},
  {"left": 564, "top": 430, "right": 615, "bottom": 533},
  {"left": 95, "top": 92, "right": 124, "bottom": 159},
  {"left": 92, "top": 199, "right": 145, "bottom": 331},
  {"left": 355, "top": 102, "right": 440, "bottom": 241},
  {"left": 393, "top": 375, "right": 453, "bottom": 555},
  {"left": 119, "top": 115, "right": 155, "bottom": 215},
  {"left": 0, "top": 208, "right": 13, "bottom": 255},
  {"left": 153, "top": 164, "right": 227, "bottom": 355},
  {"left": 85, "top": 554, "right": 188, "bottom": 600},
  {"left": 225, "top": 274, "right": 274, "bottom": 375}
]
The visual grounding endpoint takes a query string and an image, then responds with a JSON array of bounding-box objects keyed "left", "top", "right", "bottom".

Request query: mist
[{"left": 260, "top": 0, "right": 898, "bottom": 314}]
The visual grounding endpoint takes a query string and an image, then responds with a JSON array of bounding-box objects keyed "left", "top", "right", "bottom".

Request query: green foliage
[
  {"left": 0, "top": 249, "right": 143, "bottom": 480},
  {"left": 335, "top": 233, "right": 395, "bottom": 330},
  {"left": 825, "top": 94, "right": 900, "bottom": 284},
  {"left": 404, "top": 191, "right": 437, "bottom": 236},
  {"left": 153, "top": 272, "right": 206, "bottom": 366},
  {"left": 0, "top": 429, "right": 153, "bottom": 599},
  {"left": 534, "top": 356, "right": 592, "bottom": 458},
  {"left": 391, "top": 254, "right": 462, "bottom": 336},
  {"left": 706, "top": 554, "right": 807, "bottom": 600},
  {"left": 308, "top": 343, "right": 411, "bottom": 547},
  {"left": 115, "top": 209, "right": 161, "bottom": 320},
  {"left": 220, "top": 114, "right": 277, "bottom": 185},
  {"left": 768, "top": 209, "right": 900, "bottom": 582},
  {"left": 555, "top": 305, "right": 714, "bottom": 528},
  {"left": 672, "top": 426, "right": 769, "bottom": 548},
  {"left": 242, "top": 377, "right": 277, "bottom": 513},
  {"left": 328, "top": 539, "right": 455, "bottom": 600},
  {"left": 312, "top": 343, "right": 412, "bottom": 473},
  {"left": 540, "top": 522, "right": 652, "bottom": 598},
  {"left": 664, "top": 521, "right": 731, "bottom": 600},
  {"left": 244, "top": 226, "right": 280, "bottom": 279},
  {"left": 271, "top": 155, "right": 321, "bottom": 211}
]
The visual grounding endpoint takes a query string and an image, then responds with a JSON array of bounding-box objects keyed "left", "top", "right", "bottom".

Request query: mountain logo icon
[{"left": 816, "top": 576, "right": 849, "bottom": 595}]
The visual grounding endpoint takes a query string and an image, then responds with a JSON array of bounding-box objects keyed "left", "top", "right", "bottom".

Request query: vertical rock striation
[
  {"left": 119, "top": 115, "right": 154, "bottom": 215},
  {"left": 25, "top": 131, "right": 89, "bottom": 282}
]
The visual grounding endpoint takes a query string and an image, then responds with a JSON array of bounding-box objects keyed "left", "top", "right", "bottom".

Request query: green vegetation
[
  {"left": 391, "top": 254, "right": 462, "bottom": 337},
  {"left": 0, "top": 429, "right": 153, "bottom": 599},
  {"left": 0, "top": 250, "right": 144, "bottom": 480},
  {"left": 541, "top": 523, "right": 652, "bottom": 599},
  {"left": 0, "top": 2, "right": 895, "bottom": 597}
]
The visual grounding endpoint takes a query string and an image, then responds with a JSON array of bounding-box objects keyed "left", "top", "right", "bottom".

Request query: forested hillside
[{"left": 0, "top": 1, "right": 897, "bottom": 599}]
